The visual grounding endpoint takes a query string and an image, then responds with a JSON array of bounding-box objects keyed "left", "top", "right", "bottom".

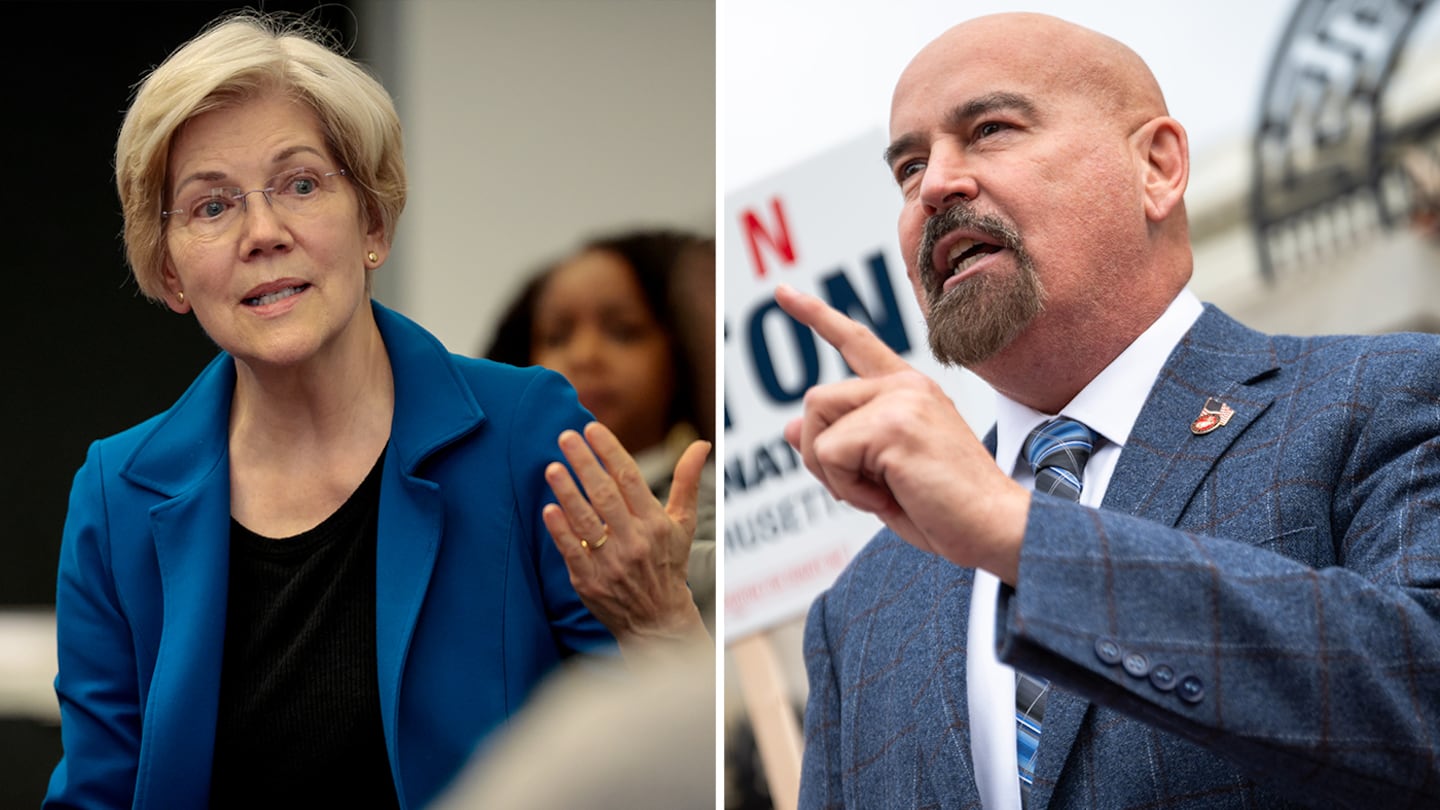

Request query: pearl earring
[{"left": 177, "top": 291, "right": 185, "bottom": 305}]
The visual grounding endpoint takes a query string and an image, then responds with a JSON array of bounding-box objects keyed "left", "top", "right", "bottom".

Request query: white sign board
[{"left": 722, "top": 131, "right": 997, "bottom": 641}]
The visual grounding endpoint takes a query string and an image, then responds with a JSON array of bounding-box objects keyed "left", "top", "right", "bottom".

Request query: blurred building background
[
  {"left": 1191, "top": 1, "right": 1440, "bottom": 335},
  {"left": 0, "top": 1, "right": 712, "bottom": 805},
  {"left": 722, "top": 1, "right": 1440, "bottom": 807}
]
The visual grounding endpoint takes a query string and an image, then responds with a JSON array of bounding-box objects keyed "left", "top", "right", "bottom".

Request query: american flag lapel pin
[{"left": 1191, "top": 397, "right": 1235, "bottom": 435}]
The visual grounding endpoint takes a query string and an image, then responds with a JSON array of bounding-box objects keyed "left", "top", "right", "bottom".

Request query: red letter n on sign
[{"left": 740, "top": 197, "right": 798, "bottom": 278}]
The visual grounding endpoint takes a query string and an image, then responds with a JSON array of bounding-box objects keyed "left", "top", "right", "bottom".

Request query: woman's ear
[
  {"left": 1135, "top": 116, "right": 1189, "bottom": 223},
  {"left": 161, "top": 259, "right": 190, "bottom": 314},
  {"left": 363, "top": 204, "right": 391, "bottom": 269},
  {"left": 364, "top": 235, "right": 390, "bottom": 269}
]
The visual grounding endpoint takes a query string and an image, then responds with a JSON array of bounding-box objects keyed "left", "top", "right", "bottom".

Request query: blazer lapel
[
  {"left": 1025, "top": 307, "right": 1282, "bottom": 807},
  {"left": 122, "top": 353, "right": 235, "bottom": 807},
  {"left": 930, "top": 563, "right": 981, "bottom": 808},
  {"left": 140, "top": 472, "right": 232, "bottom": 805},
  {"left": 373, "top": 453, "right": 444, "bottom": 774},
  {"left": 1105, "top": 306, "right": 1281, "bottom": 524},
  {"left": 954, "top": 430, "right": 1019, "bottom": 809},
  {"left": 370, "top": 303, "right": 486, "bottom": 770}
]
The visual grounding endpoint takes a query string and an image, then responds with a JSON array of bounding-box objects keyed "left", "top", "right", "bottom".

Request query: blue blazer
[
  {"left": 45, "top": 303, "right": 615, "bottom": 809},
  {"left": 801, "top": 306, "right": 1440, "bottom": 808}
]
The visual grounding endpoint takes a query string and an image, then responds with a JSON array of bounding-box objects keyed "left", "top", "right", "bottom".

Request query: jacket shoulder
[
  {"left": 1273, "top": 327, "right": 1440, "bottom": 360},
  {"left": 89, "top": 412, "right": 169, "bottom": 464},
  {"left": 447, "top": 355, "right": 583, "bottom": 421},
  {"left": 449, "top": 354, "right": 564, "bottom": 393}
]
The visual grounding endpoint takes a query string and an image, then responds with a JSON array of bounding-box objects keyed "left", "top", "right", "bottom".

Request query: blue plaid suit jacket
[{"left": 800, "top": 305, "right": 1440, "bottom": 809}]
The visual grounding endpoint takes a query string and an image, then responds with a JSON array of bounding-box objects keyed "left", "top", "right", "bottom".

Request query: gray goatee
[{"left": 916, "top": 204, "right": 1045, "bottom": 367}]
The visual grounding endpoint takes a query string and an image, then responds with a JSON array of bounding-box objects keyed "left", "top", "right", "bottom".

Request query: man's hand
[{"left": 775, "top": 284, "right": 1031, "bottom": 584}]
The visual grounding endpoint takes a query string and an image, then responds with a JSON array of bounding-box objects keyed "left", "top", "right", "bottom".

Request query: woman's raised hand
[{"left": 543, "top": 422, "right": 712, "bottom": 656}]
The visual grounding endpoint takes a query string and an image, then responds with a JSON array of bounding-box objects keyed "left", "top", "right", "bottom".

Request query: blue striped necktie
[{"left": 1016, "top": 417, "right": 1098, "bottom": 807}]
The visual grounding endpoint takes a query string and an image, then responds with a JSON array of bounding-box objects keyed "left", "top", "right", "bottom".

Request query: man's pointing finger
[{"left": 774, "top": 283, "right": 911, "bottom": 378}]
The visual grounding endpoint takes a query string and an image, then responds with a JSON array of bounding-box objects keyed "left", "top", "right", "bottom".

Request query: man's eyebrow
[
  {"left": 947, "top": 92, "right": 1038, "bottom": 128},
  {"left": 884, "top": 91, "right": 1040, "bottom": 167},
  {"left": 883, "top": 134, "right": 924, "bottom": 168}
]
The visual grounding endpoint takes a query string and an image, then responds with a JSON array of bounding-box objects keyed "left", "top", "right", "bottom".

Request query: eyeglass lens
[{"left": 165, "top": 167, "right": 346, "bottom": 235}]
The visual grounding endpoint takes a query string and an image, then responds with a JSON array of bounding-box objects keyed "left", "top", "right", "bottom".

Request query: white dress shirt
[{"left": 967, "top": 289, "right": 1203, "bottom": 809}]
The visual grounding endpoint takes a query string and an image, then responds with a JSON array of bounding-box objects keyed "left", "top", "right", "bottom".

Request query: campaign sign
[{"left": 723, "top": 131, "right": 996, "bottom": 641}]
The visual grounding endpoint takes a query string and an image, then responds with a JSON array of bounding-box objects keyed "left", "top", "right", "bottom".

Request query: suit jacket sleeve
[
  {"left": 45, "top": 441, "right": 141, "bottom": 809},
  {"left": 997, "top": 336, "right": 1440, "bottom": 806}
]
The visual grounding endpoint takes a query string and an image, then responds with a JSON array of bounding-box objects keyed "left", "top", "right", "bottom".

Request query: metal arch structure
[{"left": 1251, "top": 0, "right": 1436, "bottom": 281}]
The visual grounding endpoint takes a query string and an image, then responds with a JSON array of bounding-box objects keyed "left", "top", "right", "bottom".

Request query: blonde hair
[{"left": 116, "top": 11, "right": 406, "bottom": 301}]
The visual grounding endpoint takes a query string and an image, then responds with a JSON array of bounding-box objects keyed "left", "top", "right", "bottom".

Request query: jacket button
[
  {"left": 1094, "top": 637, "right": 1123, "bottom": 665},
  {"left": 1178, "top": 674, "right": 1206, "bottom": 704},
  {"left": 1122, "top": 652, "right": 1151, "bottom": 678},
  {"left": 1149, "top": 664, "right": 1177, "bottom": 692}
]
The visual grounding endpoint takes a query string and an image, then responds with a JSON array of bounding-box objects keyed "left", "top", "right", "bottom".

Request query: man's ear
[{"left": 1135, "top": 116, "right": 1189, "bottom": 223}]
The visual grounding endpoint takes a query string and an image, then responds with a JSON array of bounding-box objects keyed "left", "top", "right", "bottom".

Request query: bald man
[{"left": 784, "top": 13, "right": 1440, "bottom": 809}]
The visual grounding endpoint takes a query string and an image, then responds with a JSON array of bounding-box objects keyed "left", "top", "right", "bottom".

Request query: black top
[{"left": 210, "top": 451, "right": 399, "bottom": 809}]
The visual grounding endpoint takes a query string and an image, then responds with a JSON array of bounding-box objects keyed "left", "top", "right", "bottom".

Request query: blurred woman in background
[{"left": 487, "top": 231, "right": 717, "bottom": 628}]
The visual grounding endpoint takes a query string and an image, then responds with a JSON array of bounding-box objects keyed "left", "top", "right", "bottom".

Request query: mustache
[{"left": 916, "top": 204, "right": 1023, "bottom": 296}]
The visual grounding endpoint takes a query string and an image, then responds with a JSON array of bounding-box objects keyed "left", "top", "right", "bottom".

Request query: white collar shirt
[{"left": 966, "top": 289, "right": 1203, "bottom": 809}]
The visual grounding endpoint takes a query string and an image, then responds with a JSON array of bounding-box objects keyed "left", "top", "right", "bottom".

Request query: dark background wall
[{"left": 1, "top": 3, "right": 356, "bottom": 805}]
